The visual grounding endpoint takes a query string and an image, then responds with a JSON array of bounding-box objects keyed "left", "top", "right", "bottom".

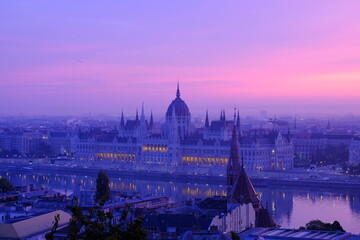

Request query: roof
[
  {"left": 49, "top": 132, "right": 69, "bottom": 138},
  {"left": 229, "top": 168, "right": 260, "bottom": 207},
  {"left": 197, "top": 197, "right": 227, "bottom": 215},
  {"left": 143, "top": 214, "right": 211, "bottom": 233},
  {"left": 165, "top": 85, "right": 190, "bottom": 117},
  {"left": 0, "top": 210, "right": 71, "bottom": 239},
  {"left": 124, "top": 120, "right": 139, "bottom": 130},
  {"left": 240, "top": 228, "right": 358, "bottom": 240}
]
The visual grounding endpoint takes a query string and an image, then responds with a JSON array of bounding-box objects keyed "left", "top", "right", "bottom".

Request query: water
[{"left": 1, "top": 170, "right": 360, "bottom": 234}]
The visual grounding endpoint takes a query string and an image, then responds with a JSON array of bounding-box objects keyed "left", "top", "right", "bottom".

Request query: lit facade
[{"left": 72, "top": 85, "right": 294, "bottom": 173}]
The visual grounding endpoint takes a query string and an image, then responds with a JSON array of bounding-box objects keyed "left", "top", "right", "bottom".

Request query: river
[{"left": 1, "top": 169, "right": 360, "bottom": 234}]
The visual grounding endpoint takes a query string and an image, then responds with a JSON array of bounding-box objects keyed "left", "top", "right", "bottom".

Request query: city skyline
[{"left": 1, "top": 1, "right": 360, "bottom": 115}]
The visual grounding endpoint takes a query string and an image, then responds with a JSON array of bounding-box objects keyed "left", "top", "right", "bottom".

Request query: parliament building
[{"left": 73, "top": 84, "right": 294, "bottom": 174}]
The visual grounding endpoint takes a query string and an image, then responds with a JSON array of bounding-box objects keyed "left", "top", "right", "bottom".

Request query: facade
[
  {"left": 0, "top": 130, "right": 47, "bottom": 155},
  {"left": 349, "top": 137, "right": 360, "bottom": 165},
  {"left": 72, "top": 85, "right": 294, "bottom": 173},
  {"left": 49, "top": 132, "right": 72, "bottom": 155},
  {"left": 291, "top": 133, "right": 353, "bottom": 163},
  {"left": 210, "top": 203, "right": 255, "bottom": 233}
]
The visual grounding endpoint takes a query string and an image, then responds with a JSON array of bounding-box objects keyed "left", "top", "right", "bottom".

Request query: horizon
[{"left": 1, "top": 1, "right": 360, "bottom": 116}]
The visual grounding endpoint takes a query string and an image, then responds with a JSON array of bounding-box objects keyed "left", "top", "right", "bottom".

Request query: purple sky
[{"left": 1, "top": 1, "right": 360, "bottom": 117}]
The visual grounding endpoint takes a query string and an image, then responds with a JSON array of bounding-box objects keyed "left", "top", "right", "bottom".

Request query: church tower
[{"left": 227, "top": 125, "right": 241, "bottom": 199}]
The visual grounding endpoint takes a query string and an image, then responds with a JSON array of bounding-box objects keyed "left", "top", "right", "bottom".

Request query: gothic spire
[
  {"left": 135, "top": 109, "right": 139, "bottom": 123},
  {"left": 120, "top": 110, "right": 125, "bottom": 128},
  {"left": 205, "top": 110, "right": 209, "bottom": 128},
  {"left": 227, "top": 125, "right": 241, "bottom": 200},
  {"left": 236, "top": 110, "right": 240, "bottom": 128},
  {"left": 176, "top": 82, "right": 180, "bottom": 98},
  {"left": 149, "top": 110, "right": 154, "bottom": 128}
]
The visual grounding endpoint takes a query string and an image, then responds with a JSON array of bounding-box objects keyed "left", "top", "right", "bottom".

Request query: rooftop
[{"left": 240, "top": 228, "right": 360, "bottom": 240}]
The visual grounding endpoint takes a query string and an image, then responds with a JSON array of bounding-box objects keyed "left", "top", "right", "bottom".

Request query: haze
[{"left": 1, "top": 1, "right": 360, "bottom": 116}]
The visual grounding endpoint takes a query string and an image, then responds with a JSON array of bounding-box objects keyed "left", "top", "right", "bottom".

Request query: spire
[
  {"left": 236, "top": 110, "right": 241, "bottom": 128},
  {"left": 120, "top": 111, "right": 125, "bottom": 127},
  {"left": 227, "top": 126, "right": 241, "bottom": 188},
  {"left": 176, "top": 82, "right": 180, "bottom": 98},
  {"left": 205, "top": 110, "right": 209, "bottom": 128},
  {"left": 223, "top": 110, "right": 226, "bottom": 122},
  {"left": 135, "top": 109, "right": 139, "bottom": 123},
  {"left": 149, "top": 111, "right": 154, "bottom": 128},
  {"left": 220, "top": 110, "right": 223, "bottom": 121}
]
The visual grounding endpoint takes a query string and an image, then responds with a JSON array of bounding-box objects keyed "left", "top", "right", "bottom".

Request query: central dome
[{"left": 166, "top": 84, "right": 191, "bottom": 117}]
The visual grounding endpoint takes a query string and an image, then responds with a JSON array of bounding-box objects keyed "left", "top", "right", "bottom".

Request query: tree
[
  {"left": 231, "top": 231, "right": 241, "bottom": 240},
  {"left": 96, "top": 171, "right": 110, "bottom": 202},
  {"left": 67, "top": 197, "right": 146, "bottom": 240},
  {"left": 0, "top": 177, "right": 14, "bottom": 192},
  {"left": 302, "top": 219, "right": 345, "bottom": 232}
]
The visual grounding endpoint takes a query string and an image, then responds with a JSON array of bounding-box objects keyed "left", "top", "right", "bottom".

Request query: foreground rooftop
[{"left": 240, "top": 228, "right": 360, "bottom": 240}]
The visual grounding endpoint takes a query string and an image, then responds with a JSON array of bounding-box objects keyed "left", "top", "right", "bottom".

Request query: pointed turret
[
  {"left": 120, "top": 111, "right": 125, "bottom": 128},
  {"left": 135, "top": 109, "right": 139, "bottom": 123},
  {"left": 176, "top": 82, "right": 180, "bottom": 98},
  {"left": 227, "top": 126, "right": 241, "bottom": 199},
  {"left": 236, "top": 110, "right": 240, "bottom": 129},
  {"left": 223, "top": 110, "right": 226, "bottom": 122},
  {"left": 220, "top": 110, "right": 223, "bottom": 121},
  {"left": 149, "top": 111, "right": 154, "bottom": 129},
  {"left": 205, "top": 110, "right": 209, "bottom": 128}
]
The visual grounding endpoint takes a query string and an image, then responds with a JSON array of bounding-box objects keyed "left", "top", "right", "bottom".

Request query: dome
[{"left": 166, "top": 84, "right": 191, "bottom": 117}]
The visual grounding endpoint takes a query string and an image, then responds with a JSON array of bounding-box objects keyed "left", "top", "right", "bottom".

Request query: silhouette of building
[{"left": 72, "top": 84, "right": 294, "bottom": 173}]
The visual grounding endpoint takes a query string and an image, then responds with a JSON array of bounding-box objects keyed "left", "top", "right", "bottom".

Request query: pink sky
[{"left": 1, "top": 1, "right": 360, "bottom": 116}]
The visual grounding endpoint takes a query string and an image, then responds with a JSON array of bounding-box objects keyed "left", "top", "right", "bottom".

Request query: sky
[{"left": 1, "top": 1, "right": 360, "bottom": 117}]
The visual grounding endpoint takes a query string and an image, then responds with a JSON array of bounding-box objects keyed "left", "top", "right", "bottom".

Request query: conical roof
[
  {"left": 229, "top": 167, "right": 261, "bottom": 208},
  {"left": 227, "top": 126, "right": 241, "bottom": 174}
]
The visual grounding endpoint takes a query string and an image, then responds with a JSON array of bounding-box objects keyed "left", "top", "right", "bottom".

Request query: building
[
  {"left": 291, "top": 132, "right": 353, "bottom": 164},
  {"left": 49, "top": 132, "right": 72, "bottom": 155},
  {"left": 239, "top": 228, "right": 360, "bottom": 240},
  {"left": 349, "top": 137, "right": 360, "bottom": 165},
  {"left": 0, "top": 210, "right": 71, "bottom": 240},
  {"left": 72, "top": 84, "right": 294, "bottom": 173}
]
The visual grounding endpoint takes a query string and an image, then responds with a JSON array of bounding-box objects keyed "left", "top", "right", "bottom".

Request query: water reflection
[{"left": 1, "top": 170, "right": 360, "bottom": 234}]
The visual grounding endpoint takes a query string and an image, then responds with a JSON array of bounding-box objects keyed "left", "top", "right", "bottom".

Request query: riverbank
[{"left": 1, "top": 161, "right": 360, "bottom": 190}]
